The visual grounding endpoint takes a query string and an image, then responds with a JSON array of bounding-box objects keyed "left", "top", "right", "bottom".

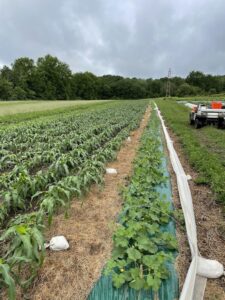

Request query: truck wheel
[
  {"left": 189, "top": 116, "right": 194, "bottom": 125},
  {"left": 217, "top": 121, "right": 221, "bottom": 129},
  {"left": 194, "top": 119, "right": 202, "bottom": 129},
  {"left": 219, "top": 121, "right": 225, "bottom": 129},
  {"left": 189, "top": 113, "right": 195, "bottom": 125},
  {"left": 217, "top": 120, "right": 224, "bottom": 129},
  {"left": 222, "top": 121, "right": 225, "bottom": 129}
]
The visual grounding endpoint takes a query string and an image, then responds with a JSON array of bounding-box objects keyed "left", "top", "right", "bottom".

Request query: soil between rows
[{"left": 23, "top": 108, "right": 151, "bottom": 300}]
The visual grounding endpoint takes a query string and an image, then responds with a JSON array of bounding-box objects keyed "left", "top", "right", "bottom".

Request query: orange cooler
[{"left": 211, "top": 101, "right": 222, "bottom": 109}]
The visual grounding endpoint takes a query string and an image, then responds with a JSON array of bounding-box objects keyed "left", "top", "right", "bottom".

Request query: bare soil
[
  {"left": 165, "top": 128, "right": 225, "bottom": 300},
  {"left": 25, "top": 108, "right": 151, "bottom": 300}
]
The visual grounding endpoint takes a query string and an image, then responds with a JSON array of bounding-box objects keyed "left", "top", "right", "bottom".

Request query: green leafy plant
[
  {"left": 0, "top": 101, "right": 149, "bottom": 298},
  {"left": 105, "top": 108, "right": 177, "bottom": 292},
  {"left": 0, "top": 259, "right": 16, "bottom": 300}
]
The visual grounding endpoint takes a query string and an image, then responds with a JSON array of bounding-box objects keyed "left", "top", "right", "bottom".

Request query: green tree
[
  {"left": 11, "top": 86, "right": 27, "bottom": 100},
  {"left": 0, "top": 78, "right": 13, "bottom": 100},
  {"left": 177, "top": 83, "right": 202, "bottom": 96},
  {"left": 71, "top": 72, "right": 98, "bottom": 99},
  {"left": 35, "top": 55, "right": 72, "bottom": 99},
  {"left": 97, "top": 75, "right": 124, "bottom": 99},
  {"left": 186, "top": 71, "right": 206, "bottom": 90},
  {"left": 0, "top": 66, "right": 13, "bottom": 82},
  {"left": 146, "top": 79, "right": 164, "bottom": 97},
  {"left": 11, "top": 57, "right": 36, "bottom": 98}
]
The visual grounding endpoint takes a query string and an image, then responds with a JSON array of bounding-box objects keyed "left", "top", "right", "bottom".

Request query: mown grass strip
[
  {"left": 0, "top": 100, "right": 115, "bottom": 128},
  {"left": 157, "top": 94, "right": 225, "bottom": 102},
  {"left": 156, "top": 99, "right": 225, "bottom": 207}
]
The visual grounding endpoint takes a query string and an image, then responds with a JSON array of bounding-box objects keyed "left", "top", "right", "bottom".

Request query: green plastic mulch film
[{"left": 88, "top": 109, "right": 179, "bottom": 300}]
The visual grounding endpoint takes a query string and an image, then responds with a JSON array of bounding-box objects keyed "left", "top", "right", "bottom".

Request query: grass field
[
  {"left": 156, "top": 94, "right": 225, "bottom": 102},
  {"left": 0, "top": 100, "right": 114, "bottom": 127},
  {"left": 156, "top": 99, "right": 225, "bottom": 206},
  {"left": 0, "top": 100, "right": 109, "bottom": 116}
]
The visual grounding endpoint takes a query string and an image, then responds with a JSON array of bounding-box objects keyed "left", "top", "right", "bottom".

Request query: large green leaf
[
  {"left": 0, "top": 262, "right": 16, "bottom": 300},
  {"left": 126, "top": 248, "right": 142, "bottom": 261}
]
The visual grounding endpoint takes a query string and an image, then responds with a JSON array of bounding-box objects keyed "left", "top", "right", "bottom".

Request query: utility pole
[{"left": 166, "top": 68, "right": 171, "bottom": 98}]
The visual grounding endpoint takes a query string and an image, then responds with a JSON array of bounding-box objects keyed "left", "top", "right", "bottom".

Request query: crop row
[
  {"left": 0, "top": 101, "right": 148, "bottom": 299},
  {"left": 0, "top": 103, "right": 147, "bottom": 226},
  {"left": 105, "top": 108, "right": 177, "bottom": 293},
  {"left": 0, "top": 125, "right": 125, "bottom": 224},
  {"left": 0, "top": 121, "right": 128, "bottom": 185},
  {"left": 0, "top": 105, "right": 141, "bottom": 171}
]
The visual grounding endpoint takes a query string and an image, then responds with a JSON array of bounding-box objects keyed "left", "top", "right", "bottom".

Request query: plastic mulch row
[{"left": 88, "top": 129, "right": 179, "bottom": 300}]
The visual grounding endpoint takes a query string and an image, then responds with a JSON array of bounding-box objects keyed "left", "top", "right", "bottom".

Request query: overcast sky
[{"left": 0, "top": 0, "right": 225, "bottom": 78}]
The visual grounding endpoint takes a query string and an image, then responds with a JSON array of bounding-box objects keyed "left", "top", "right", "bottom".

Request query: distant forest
[{"left": 1, "top": 55, "right": 225, "bottom": 100}]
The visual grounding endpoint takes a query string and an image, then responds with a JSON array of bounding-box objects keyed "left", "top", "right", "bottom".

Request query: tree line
[{"left": 1, "top": 55, "right": 225, "bottom": 100}]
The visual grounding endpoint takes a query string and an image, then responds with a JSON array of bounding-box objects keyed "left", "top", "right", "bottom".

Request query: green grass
[
  {"left": 159, "top": 94, "right": 225, "bottom": 102},
  {"left": 194, "top": 127, "right": 225, "bottom": 163},
  {"left": 0, "top": 100, "right": 115, "bottom": 127},
  {"left": 156, "top": 99, "right": 225, "bottom": 207},
  {"left": 0, "top": 100, "right": 109, "bottom": 116}
]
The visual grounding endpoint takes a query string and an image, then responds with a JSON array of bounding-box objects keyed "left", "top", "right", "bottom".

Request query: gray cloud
[{"left": 0, "top": 0, "right": 225, "bottom": 78}]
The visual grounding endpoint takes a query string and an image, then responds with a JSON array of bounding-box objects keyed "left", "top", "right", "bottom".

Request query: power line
[{"left": 166, "top": 68, "right": 171, "bottom": 97}]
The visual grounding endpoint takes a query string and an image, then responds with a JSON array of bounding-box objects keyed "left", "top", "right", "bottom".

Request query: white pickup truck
[{"left": 189, "top": 102, "right": 225, "bottom": 129}]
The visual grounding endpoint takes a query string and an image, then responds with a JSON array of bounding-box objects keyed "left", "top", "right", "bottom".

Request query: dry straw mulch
[{"left": 26, "top": 108, "right": 151, "bottom": 300}]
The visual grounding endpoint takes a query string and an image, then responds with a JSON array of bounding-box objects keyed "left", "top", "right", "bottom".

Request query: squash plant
[{"left": 105, "top": 108, "right": 178, "bottom": 292}]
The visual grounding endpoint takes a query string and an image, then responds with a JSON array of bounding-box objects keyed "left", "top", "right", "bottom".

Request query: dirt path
[
  {"left": 26, "top": 108, "right": 151, "bottom": 300},
  {"left": 166, "top": 128, "right": 225, "bottom": 300}
]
